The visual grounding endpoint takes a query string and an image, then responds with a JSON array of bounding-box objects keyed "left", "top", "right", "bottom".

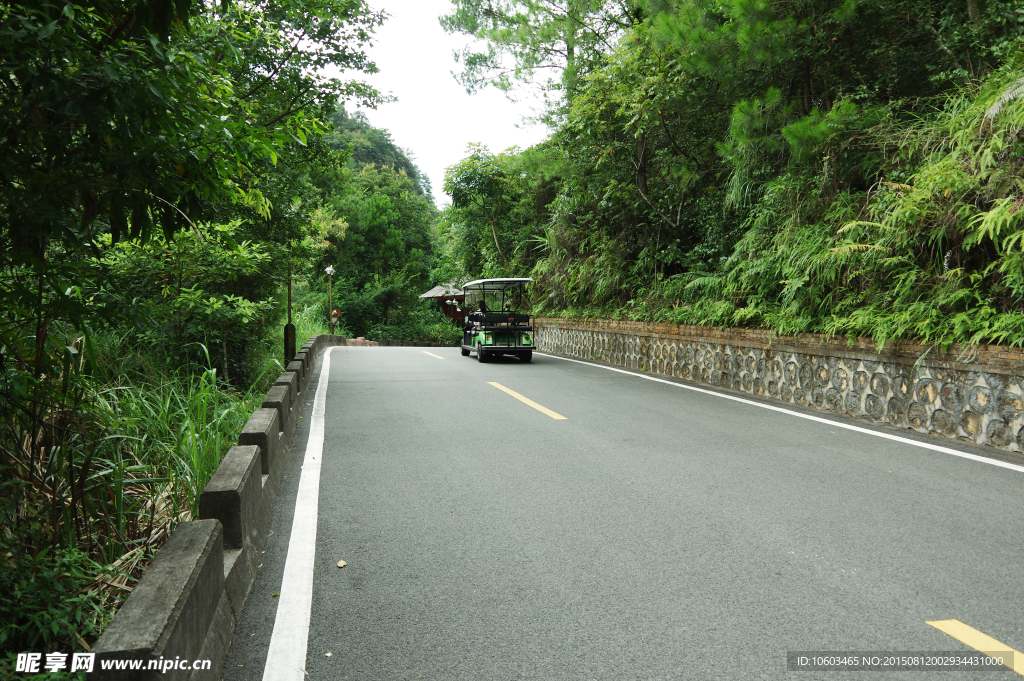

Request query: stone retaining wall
[
  {"left": 94, "top": 335, "right": 349, "bottom": 679},
  {"left": 534, "top": 318, "right": 1024, "bottom": 452}
]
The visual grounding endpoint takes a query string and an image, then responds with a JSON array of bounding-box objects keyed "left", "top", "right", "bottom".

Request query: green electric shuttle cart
[{"left": 460, "top": 278, "right": 534, "bottom": 362}]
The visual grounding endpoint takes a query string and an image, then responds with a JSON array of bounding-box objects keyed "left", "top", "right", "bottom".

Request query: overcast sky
[{"left": 338, "top": 0, "right": 552, "bottom": 204}]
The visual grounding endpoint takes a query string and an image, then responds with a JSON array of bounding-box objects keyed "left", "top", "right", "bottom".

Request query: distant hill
[{"left": 325, "top": 106, "right": 433, "bottom": 200}]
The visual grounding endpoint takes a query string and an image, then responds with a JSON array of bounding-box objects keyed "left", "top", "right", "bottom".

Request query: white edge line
[
  {"left": 263, "top": 347, "right": 333, "bottom": 681},
  {"left": 536, "top": 352, "right": 1024, "bottom": 474}
]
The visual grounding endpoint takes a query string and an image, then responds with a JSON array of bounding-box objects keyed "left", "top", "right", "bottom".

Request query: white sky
[{"left": 340, "top": 0, "right": 552, "bottom": 204}]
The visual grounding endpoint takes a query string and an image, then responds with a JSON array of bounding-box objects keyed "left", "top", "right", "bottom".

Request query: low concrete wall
[
  {"left": 535, "top": 318, "right": 1024, "bottom": 453},
  {"left": 94, "top": 521, "right": 228, "bottom": 681},
  {"left": 94, "top": 334, "right": 348, "bottom": 679}
]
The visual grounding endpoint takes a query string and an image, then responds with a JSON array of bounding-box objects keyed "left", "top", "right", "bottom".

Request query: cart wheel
[
  {"left": 519, "top": 351, "right": 533, "bottom": 362},
  {"left": 461, "top": 346, "right": 470, "bottom": 356},
  {"left": 476, "top": 342, "right": 489, "bottom": 363}
]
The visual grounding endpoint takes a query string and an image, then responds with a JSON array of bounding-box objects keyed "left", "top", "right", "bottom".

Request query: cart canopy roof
[{"left": 462, "top": 278, "right": 533, "bottom": 291}]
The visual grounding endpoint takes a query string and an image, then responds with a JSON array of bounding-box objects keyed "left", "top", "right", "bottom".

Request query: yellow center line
[
  {"left": 488, "top": 382, "right": 567, "bottom": 420},
  {"left": 927, "top": 619, "right": 1023, "bottom": 675},
  {"left": 422, "top": 351, "right": 445, "bottom": 360}
]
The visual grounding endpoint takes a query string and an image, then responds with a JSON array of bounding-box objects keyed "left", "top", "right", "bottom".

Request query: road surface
[{"left": 223, "top": 347, "right": 1024, "bottom": 680}]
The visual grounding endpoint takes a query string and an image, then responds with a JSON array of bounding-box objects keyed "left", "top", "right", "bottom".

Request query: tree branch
[{"left": 238, "top": 31, "right": 307, "bottom": 101}]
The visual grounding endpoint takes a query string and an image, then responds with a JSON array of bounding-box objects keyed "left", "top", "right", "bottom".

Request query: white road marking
[
  {"left": 263, "top": 348, "right": 333, "bottom": 681},
  {"left": 536, "top": 352, "right": 1024, "bottom": 474}
]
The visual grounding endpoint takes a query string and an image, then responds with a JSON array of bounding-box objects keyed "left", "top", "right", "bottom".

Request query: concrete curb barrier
[
  {"left": 273, "top": 371, "right": 300, "bottom": 410},
  {"left": 238, "top": 408, "right": 280, "bottom": 479},
  {"left": 285, "top": 360, "right": 305, "bottom": 392},
  {"left": 198, "top": 445, "right": 263, "bottom": 626},
  {"left": 294, "top": 348, "right": 311, "bottom": 374},
  {"left": 94, "top": 521, "right": 227, "bottom": 680},
  {"left": 262, "top": 385, "right": 295, "bottom": 443},
  {"left": 198, "top": 446, "right": 261, "bottom": 551},
  {"left": 93, "top": 334, "right": 343, "bottom": 679}
]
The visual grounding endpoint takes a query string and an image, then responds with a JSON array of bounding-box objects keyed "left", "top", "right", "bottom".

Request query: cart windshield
[{"left": 463, "top": 279, "right": 531, "bottom": 314}]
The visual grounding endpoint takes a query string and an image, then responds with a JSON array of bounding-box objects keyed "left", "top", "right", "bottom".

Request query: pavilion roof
[{"left": 419, "top": 283, "right": 465, "bottom": 299}]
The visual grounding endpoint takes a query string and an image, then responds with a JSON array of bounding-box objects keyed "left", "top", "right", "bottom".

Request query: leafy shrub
[{"left": 0, "top": 544, "right": 118, "bottom": 654}]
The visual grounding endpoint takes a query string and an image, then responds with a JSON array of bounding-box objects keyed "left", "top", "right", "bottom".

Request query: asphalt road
[{"left": 223, "top": 347, "right": 1024, "bottom": 680}]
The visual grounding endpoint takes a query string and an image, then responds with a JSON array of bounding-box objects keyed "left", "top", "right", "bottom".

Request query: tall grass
[
  {"left": 103, "top": 360, "right": 273, "bottom": 522},
  {"left": 293, "top": 297, "right": 331, "bottom": 342},
  {"left": 0, "top": 326, "right": 284, "bottom": 671}
]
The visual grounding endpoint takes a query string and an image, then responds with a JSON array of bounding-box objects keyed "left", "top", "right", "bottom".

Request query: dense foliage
[
  {"left": 326, "top": 106, "right": 434, "bottom": 198},
  {"left": 0, "top": 0, "right": 399, "bottom": 664},
  {"left": 440, "top": 143, "right": 563, "bottom": 277},
  {"left": 439, "top": 0, "right": 1024, "bottom": 351},
  {"left": 303, "top": 107, "right": 455, "bottom": 340}
]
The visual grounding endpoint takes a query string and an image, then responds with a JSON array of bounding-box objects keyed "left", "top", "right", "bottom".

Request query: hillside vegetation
[{"left": 439, "top": 0, "right": 1024, "bottom": 350}]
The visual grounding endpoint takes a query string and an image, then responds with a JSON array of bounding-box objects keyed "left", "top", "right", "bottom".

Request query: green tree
[
  {"left": 314, "top": 163, "right": 435, "bottom": 286},
  {"left": 99, "top": 222, "right": 278, "bottom": 384},
  {"left": 441, "top": 0, "right": 643, "bottom": 118},
  {"left": 325, "top": 105, "right": 433, "bottom": 198},
  {"left": 444, "top": 145, "right": 517, "bottom": 272},
  {"left": 440, "top": 143, "right": 562, "bottom": 280},
  {"left": 0, "top": 0, "right": 385, "bottom": 651},
  {"left": 1, "top": 0, "right": 385, "bottom": 405},
  {"left": 651, "top": 0, "right": 1024, "bottom": 200}
]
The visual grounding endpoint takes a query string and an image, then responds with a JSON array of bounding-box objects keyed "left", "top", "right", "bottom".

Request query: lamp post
[
  {"left": 325, "top": 265, "right": 336, "bottom": 336},
  {"left": 284, "top": 263, "right": 296, "bottom": 362}
]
